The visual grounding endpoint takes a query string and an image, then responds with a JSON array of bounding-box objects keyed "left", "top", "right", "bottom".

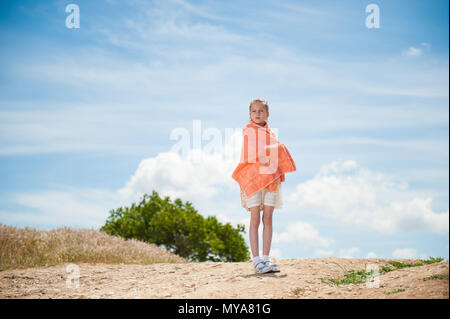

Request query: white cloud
[
  {"left": 314, "top": 249, "right": 335, "bottom": 257},
  {"left": 367, "top": 252, "right": 377, "bottom": 258},
  {"left": 392, "top": 248, "right": 417, "bottom": 259},
  {"left": 26, "top": 47, "right": 447, "bottom": 101},
  {"left": 275, "top": 3, "right": 328, "bottom": 16},
  {"left": 404, "top": 46, "right": 422, "bottom": 57},
  {"left": 118, "top": 129, "right": 242, "bottom": 203},
  {"left": 165, "top": 0, "right": 229, "bottom": 21},
  {"left": 315, "top": 250, "right": 376, "bottom": 259},
  {"left": 288, "top": 160, "right": 449, "bottom": 234},
  {"left": 270, "top": 248, "right": 283, "bottom": 259},
  {"left": 215, "top": 213, "right": 233, "bottom": 225},
  {"left": 153, "top": 17, "right": 244, "bottom": 43},
  {"left": 118, "top": 151, "right": 229, "bottom": 202},
  {"left": 371, "top": 199, "right": 449, "bottom": 234},
  {"left": 338, "top": 247, "right": 360, "bottom": 258},
  {"left": 272, "top": 221, "right": 332, "bottom": 247},
  {"left": 402, "top": 43, "right": 431, "bottom": 57}
]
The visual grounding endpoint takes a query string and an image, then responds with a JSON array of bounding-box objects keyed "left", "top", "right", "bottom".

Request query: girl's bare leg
[
  {"left": 249, "top": 207, "right": 261, "bottom": 258},
  {"left": 262, "top": 205, "right": 275, "bottom": 256}
]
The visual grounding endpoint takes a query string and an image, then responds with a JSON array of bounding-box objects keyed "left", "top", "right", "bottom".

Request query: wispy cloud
[
  {"left": 274, "top": 2, "right": 329, "bottom": 16},
  {"left": 0, "top": 102, "right": 177, "bottom": 156},
  {"left": 164, "top": 0, "right": 231, "bottom": 22},
  {"left": 0, "top": 186, "right": 128, "bottom": 229},
  {"left": 404, "top": 46, "right": 422, "bottom": 57},
  {"left": 403, "top": 42, "right": 432, "bottom": 57}
]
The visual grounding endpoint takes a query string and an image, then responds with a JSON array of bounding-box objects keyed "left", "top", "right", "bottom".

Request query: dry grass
[{"left": 0, "top": 224, "right": 187, "bottom": 271}]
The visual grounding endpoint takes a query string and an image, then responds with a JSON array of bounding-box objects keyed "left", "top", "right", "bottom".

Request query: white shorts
[{"left": 240, "top": 183, "right": 283, "bottom": 211}]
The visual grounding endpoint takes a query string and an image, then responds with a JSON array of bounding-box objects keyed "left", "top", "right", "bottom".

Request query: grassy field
[{"left": 0, "top": 224, "right": 187, "bottom": 271}]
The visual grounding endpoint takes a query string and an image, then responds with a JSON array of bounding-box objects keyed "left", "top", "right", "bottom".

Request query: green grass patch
[
  {"left": 319, "top": 257, "right": 446, "bottom": 287},
  {"left": 422, "top": 273, "right": 449, "bottom": 281},
  {"left": 379, "top": 256, "right": 445, "bottom": 275},
  {"left": 388, "top": 261, "right": 423, "bottom": 269},
  {"left": 384, "top": 288, "right": 405, "bottom": 295},
  {"left": 320, "top": 269, "right": 375, "bottom": 286},
  {"left": 378, "top": 262, "right": 421, "bottom": 275},
  {"left": 379, "top": 265, "right": 395, "bottom": 274},
  {"left": 421, "top": 257, "right": 444, "bottom": 264}
]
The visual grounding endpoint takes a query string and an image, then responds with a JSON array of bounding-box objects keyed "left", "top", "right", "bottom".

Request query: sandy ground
[{"left": 0, "top": 258, "right": 448, "bottom": 299}]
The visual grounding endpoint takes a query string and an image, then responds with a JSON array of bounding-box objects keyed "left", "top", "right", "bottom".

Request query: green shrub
[
  {"left": 422, "top": 274, "right": 449, "bottom": 281},
  {"left": 385, "top": 288, "right": 405, "bottom": 295},
  {"left": 100, "top": 191, "right": 250, "bottom": 262}
]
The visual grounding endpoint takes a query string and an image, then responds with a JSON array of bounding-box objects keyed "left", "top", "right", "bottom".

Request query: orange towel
[{"left": 232, "top": 120, "right": 296, "bottom": 197}]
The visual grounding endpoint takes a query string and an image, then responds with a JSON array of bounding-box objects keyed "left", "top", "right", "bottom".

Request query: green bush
[{"left": 100, "top": 191, "right": 250, "bottom": 262}]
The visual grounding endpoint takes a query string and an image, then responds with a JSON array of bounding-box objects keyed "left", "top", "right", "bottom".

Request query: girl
[{"left": 232, "top": 98, "right": 296, "bottom": 274}]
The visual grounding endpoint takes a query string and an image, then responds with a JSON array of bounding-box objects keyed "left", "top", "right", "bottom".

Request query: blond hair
[{"left": 249, "top": 98, "right": 269, "bottom": 113}]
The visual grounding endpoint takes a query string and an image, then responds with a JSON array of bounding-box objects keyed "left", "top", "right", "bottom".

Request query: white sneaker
[
  {"left": 254, "top": 261, "right": 272, "bottom": 274},
  {"left": 263, "top": 260, "right": 280, "bottom": 272}
]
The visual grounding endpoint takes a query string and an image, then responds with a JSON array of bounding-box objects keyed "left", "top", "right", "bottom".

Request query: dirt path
[{"left": 0, "top": 258, "right": 448, "bottom": 299}]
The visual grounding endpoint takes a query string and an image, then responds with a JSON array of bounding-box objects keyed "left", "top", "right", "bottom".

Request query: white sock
[
  {"left": 262, "top": 255, "right": 270, "bottom": 262},
  {"left": 253, "top": 256, "right": 261, "bottom": 264}
]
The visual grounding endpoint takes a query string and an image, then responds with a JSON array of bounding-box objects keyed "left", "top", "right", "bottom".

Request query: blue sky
[{"left": 0, "top": 0, "right": 448, "bottom": 260}]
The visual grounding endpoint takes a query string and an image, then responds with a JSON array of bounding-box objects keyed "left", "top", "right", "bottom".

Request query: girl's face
[{"left": 250, "top": 102, "right": 269, "bottom": 125}]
